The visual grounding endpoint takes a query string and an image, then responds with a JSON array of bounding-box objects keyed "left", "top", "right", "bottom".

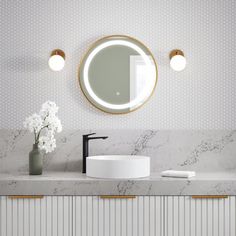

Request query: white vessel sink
[{"left": 86, "top": 155, "right": 150, "bottom": 179}]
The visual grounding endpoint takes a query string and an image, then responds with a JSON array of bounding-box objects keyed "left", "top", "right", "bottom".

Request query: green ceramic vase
[{"left": 29, "top": 144, "right": 43, "bottom": 175}]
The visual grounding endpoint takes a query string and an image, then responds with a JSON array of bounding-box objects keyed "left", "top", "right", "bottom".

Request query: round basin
[{"left": 86, "top": 155, "right": 150, "bottom": 179}]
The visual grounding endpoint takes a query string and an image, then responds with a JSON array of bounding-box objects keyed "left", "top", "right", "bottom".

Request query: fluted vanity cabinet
[
  {"left": 0, "top": 196, "right": 72, "bottom": 236},
  {"left": 0, "top": 196, "right": 236, "bottom": 236}
]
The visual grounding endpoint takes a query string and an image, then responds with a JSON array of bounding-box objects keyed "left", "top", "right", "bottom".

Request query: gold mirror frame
[{"left": 78, "top": 35, "right": 158, "bottom": 114}]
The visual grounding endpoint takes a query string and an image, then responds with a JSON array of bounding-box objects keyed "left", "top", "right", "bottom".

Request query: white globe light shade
[
  {"left": 48, "top": 54, "right": 65, "bottom": 71},
  {"left": 170, "top": 54, "right": 186, "bottom": 72}
]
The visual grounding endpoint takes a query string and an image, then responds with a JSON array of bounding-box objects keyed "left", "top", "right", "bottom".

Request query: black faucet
[{"left": 82, "top": 133, "right": 108, "bottom": 173}]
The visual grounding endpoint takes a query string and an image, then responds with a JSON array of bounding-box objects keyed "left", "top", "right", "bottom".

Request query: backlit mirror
[{"left": 79, "top": 35, "right": 158, "bottom": 114}]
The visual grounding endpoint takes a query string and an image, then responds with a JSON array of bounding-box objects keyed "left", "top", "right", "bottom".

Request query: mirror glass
[{"left": 79, "top": 35, "right": 157, "bottom": 114}]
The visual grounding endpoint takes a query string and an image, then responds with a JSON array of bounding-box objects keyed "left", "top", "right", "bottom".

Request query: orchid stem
[
  {"left": 36, "top": 125, "right": 49, "bottom": 143},
  {"left": 34, "top": 131, "right": 37, "bottom": 144}
]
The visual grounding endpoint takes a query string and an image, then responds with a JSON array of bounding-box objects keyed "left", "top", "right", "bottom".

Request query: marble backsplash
[{"left": 0, "top": 129, "right": 236, "bottom": 174}]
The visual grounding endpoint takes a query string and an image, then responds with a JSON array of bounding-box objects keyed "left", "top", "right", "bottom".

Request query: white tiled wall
[{"left": 1, "top": 0, "right": 236, "bottom": 129}]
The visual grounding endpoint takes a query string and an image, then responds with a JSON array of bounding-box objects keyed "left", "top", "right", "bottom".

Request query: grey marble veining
[
  {"left": 1, "top": 172, "right": 236, "bottom": 196},
  {"left": 0, "top": 129, "right": 236, "bottom": 195},
  {"left": 0, "top": 129, "right": 236, "bottom": 174}
]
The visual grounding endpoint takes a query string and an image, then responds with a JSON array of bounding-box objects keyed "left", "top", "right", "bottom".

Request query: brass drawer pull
[
  {"left": 192, "top": 195, "right": 228, "bottom": 199},
  {"left": 8, "top": 195, "right": 44, "bottom": 199},
  {"left": 100, "top": 195, "right": 136, "bottom": 199}
]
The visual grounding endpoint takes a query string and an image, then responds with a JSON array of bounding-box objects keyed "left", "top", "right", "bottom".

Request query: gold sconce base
[
  {"left": 50, "top": 49, "right": 65, "bottom": 59},
  {"left": 169, "top": 49, "right": 184, "bottom": 59}
]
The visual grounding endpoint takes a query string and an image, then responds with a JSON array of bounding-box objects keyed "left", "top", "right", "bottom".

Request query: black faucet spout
[{"left": 87, "top": 136, "right": 108, "bottom": 140}]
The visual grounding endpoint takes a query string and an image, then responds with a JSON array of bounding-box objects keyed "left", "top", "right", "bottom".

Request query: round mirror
[{"left": 79, "top": 35, "right": 158, "bottom": 114}]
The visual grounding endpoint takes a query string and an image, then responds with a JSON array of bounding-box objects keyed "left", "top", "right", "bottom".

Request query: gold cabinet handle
[
  {"left": 100, "top": 195, "right": 136, "bottom": 199},
  {"left": 192, "top": 195, "right": 228, "bottom": 199},
  {"left": 8, "top": 195, "right": 44, "bottom": 199}
]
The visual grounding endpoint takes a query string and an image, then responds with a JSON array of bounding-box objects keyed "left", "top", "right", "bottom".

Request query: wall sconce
[
  {"left": 169, "top": 49, "right": 186, "bottom": 71},
  {"left": 48, "top": 49, "right": 65, "bottom": 71}
]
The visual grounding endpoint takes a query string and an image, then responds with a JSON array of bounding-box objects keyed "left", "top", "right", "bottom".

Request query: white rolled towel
[{"left": 161, "top": 170, "right": 196, "bottom": 178}]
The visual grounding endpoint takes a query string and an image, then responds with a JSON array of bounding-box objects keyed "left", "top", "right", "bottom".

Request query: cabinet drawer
[
  {"left": 165, "top": 196, "right": 236, "bottom": 236},
  {"left": 73, "top": 196, "right": 164, "bottom": 236},
  {"left": 0, "top": 196, "right": 72, "bottom": 236}
]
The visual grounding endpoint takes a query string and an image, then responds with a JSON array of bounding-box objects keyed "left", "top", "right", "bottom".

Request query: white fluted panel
[
  {"left": 0, "top": 196, "right": 72, "bottom": 236},
  {"left": 165, "top": 196, "right": 236, "bottom": 236},
  {"left": 73, "top": 196, "right": 164, "bottom": 236}
]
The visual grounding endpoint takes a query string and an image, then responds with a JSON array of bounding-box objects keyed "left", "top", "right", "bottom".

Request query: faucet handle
[{"left": 83, "top": 132, "right": 96, "bottom": 137}]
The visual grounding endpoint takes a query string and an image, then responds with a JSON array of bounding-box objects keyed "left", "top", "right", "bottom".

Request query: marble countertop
[{"left": 0, "top": 171, "right": 236, "bottom": 196}]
